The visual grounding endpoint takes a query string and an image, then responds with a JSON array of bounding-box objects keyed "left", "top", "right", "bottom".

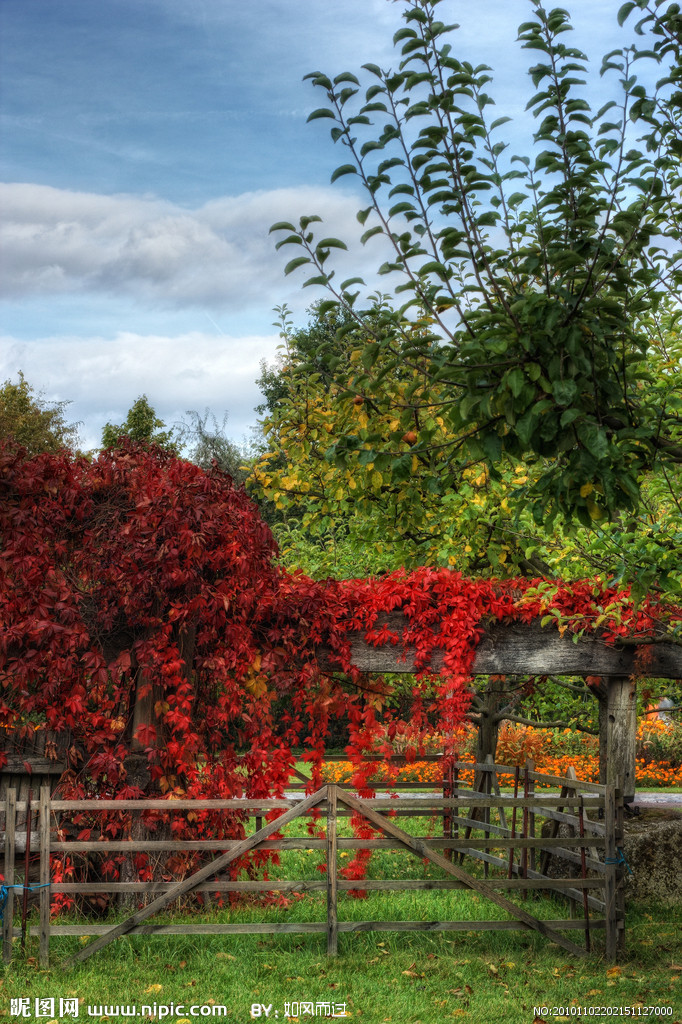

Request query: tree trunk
[
  {"left": 118, "top": 752, "right": 153, "bottom": 908},
  {"left": 602, "top": 677, "right": 637, "bottom": 802},
  {"left": 473, "top": 677, "right": 507, "bottom": 791}
]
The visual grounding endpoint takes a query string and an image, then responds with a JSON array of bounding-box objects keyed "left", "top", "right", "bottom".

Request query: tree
[
  {"left": 101, "top": 395, "right": 179, "bottom": 452},
  {"left": 179, "top": 408, "right": 248, "bottom": 484},
  {"left": 255, "top": 302, "right": 561, "bottom": 577},
  {"left": 0, "top": 372, "right": 80, "bottom": 454},
  {"left": 272, "top": 0, "right": 682, "bottom": 527}
]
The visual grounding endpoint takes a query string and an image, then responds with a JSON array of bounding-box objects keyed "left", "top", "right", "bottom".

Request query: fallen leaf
[
  {"left": 144, "top": 985, "right": 162, "bottom": 994},
  {"left": 606, "top": 966, "right": 622, "bottom": 978}
]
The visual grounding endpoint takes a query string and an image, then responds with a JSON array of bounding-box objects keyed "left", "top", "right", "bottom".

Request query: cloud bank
[
  {"left": 1, "top": 329, "right": 282, "bottom": 451},
  {"left": 0, "top": 182, "right": 378, "bottom": 309}
]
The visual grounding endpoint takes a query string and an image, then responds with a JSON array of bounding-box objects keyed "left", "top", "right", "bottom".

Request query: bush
[{"left": 638, "top": 717, "right": 682, "bottom": 768}]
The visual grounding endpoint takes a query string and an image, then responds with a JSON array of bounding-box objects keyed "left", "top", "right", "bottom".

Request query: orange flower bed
[{"left": 322, "top": 753, "right": 682, "bottom": 788}]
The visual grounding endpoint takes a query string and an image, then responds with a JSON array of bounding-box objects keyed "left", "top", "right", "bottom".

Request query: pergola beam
[
  {"left": 320, "top": 616, "right": 682, "bottom": 679},
  {"left": 319, "top": 615, "right": 681, "bottom": 804}
]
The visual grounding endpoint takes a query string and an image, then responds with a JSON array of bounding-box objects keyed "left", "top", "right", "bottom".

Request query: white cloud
[
  {"left": 0, "top": 182, "right": 382, "bottom": 309},
  {"left": 0, "top": 329, "right": 283, "bottom": 450}
]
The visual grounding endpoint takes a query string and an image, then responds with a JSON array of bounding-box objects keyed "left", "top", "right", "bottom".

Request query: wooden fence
[{"left": 1, "top": 762, "right": 625, "bottom": 968}]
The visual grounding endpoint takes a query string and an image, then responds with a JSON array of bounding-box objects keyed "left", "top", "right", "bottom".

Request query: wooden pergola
[{"left": 322, "top": 615, "right": 682, "bottom": 802}]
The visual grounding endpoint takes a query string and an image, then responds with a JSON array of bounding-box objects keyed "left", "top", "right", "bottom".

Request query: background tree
[
  {"left": 101, "top": 394, "right": 179, "bottom": 452},
  {"left": 264, "top": 0, "right": 682, "bottom": 759},
  {"left": 255, "top": 301, "right": 561, "bottom": 578},
  {"left": 272, "top": 0, "right": 682, "bottom": 528},
  {"left": 178, "top": 408, "right": 249, "bottom": 484},
  {"left": 0, "top": 372, "right": 80, "bottom": 454}
]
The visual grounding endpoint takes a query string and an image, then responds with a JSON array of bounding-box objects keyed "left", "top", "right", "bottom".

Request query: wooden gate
[{"left": 2, "top": 776, "right": 624, "bottom": 967}]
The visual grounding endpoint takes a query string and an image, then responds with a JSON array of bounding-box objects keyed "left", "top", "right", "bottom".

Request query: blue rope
[
  {"left": 605, "top": 848, "right": 633, "bottom": 875},
  {"left": 0, "top": 882, "right": 52, "bottom": 923}
]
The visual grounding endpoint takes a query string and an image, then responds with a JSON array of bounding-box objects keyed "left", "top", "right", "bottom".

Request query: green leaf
[
  {"left": 299, "top": 215, "right": 323, "bottom": 229},
  {"left": 617, "top": 2, "right": 638, "bottom": 26},
  {"left": 361, "top": 226, "right": 384, "bottom": 244},
  {"left": 506, "top": 368, "right": 525, "bottom": 398},
  {"left": 316, "top": 238, "right": 349, "bottom": 251},
  {"left": 307, "top": 108, "right": 336, "bottom": 122},
  {"left": 269, "top": 221, "right": 296, "bottom": 234},
  {"left": 582, "top": 425, "right": 609, "bottom": 460},
  {"left": 552, "top": 380, "right": 577, "bottom": 406},
  {"left": 334, "top": 72, "right": 360, "bottom": 86},
  {"left": 283, "top": 256, "right": 311, "bottom": 276},
  {"left": 330, "top": 164, "right": 358, "bottom": 183}
]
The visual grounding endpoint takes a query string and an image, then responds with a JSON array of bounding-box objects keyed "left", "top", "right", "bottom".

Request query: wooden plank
[
  {"left": 50, "top": 798, "right": 301, "bottom": 811},
  {"left": 39, "top": 786, "right": 50, "bottom": 968},
  {"left": 326, "top": 785, "right": 338, "bottom": 955},
  {"left": 452, "top": 847, "right": 606, "bottom": 913},
  {"left": 49, "top": 876, "right": 606, "bottom": 895},
  {"left": 51, "top": 834, "right": 605, "bottom": 854},
  {"left": 530, "top": 806, "right": 605, "bottom": 837},
  {"left": 337, "top": 790, "right": 587, "bottom": 957},
  {"left": 0, "top": 831, "right": 40, "bottom": 854},
  {"left": 62, "top": 786, "right": 328, "bottom": 967},
  {"left": 0, "top": 756, "right": 65, "bottom": 776},
  {"left": 300, "top": 796, "right": 605, "bottom": 809},
  {"left": 320, "top": 616, "right": 682, "bottom": 678},
  {"left": 30, "top": 918, "right": 607, "bottom": 938},
  {"left": 336, "top": 919, "right": 606, "bottom": 934},
  {"left": 47, "top": 922, "right": 328, "bottom": 936},
  {"left": 49, "top": 794, "right": 602, "bottom": 811},
  {"left": 526, "top": 770, "right": 605, "bottom": 793},
  {"left": 2, "top": 789, "right": 16, "bottom": 964}
]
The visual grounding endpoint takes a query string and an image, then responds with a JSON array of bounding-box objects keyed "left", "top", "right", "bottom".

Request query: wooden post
[
  {"left": 39, "top": 786, "right": 50, "bottom": 968},
  {"left": 616, "top": 782, "right": 625, "bottom": 956},
  {"left": 527, "top": 760, "right": 536, "bottom": 876},
  {"left": 483, "top": 762, "right": 491, "bottom": 878},
  {"left": 2, "top": 789, "right": 16, "bottom": 964},
  {"left": 326, "top": 785, "right": 338, "bottom": 956},
  {"left": 604, "top": 783, "right": 618, "bottom": 963},
  {"left": 603, "top": 678, "right": 637, "bottom": 802},
  {"left": 507, "top": 766, "right": 520, "bottom": 879},
  {"left": 442, "top": 761, "right": 453, "bottom": 862}
]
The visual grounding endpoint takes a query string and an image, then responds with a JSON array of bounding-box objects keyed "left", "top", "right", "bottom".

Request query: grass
[
  {"left": 3, "top": 811, "right": 682, "bottom": 1023},
  {"left": 2, "top": 904, "right": 681, "bottom": 1023}
]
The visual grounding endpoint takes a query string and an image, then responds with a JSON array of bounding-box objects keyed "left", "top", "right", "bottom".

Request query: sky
[{"left": 0, "top": 0, "right": 633, "bottom": 451}]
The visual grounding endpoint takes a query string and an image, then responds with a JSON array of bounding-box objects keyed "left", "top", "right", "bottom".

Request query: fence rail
[{"left": 1, "top": 760, "right": 625, "bottom": 967}]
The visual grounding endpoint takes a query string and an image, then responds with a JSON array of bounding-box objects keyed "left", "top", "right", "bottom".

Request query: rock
[{"left": 622, "top": 809, "right": 682, "bottom": 904}]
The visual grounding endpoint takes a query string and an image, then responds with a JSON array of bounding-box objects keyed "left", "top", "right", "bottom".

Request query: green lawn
[{"left": 3, "top": 811, "right": 681, "bottom": 1023}]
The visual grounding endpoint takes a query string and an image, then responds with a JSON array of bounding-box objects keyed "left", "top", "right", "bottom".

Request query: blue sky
[{"left": 0, "top": 0, "right": 631, "bottom": 450}]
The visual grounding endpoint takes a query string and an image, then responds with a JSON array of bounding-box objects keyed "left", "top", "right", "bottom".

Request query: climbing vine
[{"left": 1, "top": 443, "right": 679, "bottom": 898}]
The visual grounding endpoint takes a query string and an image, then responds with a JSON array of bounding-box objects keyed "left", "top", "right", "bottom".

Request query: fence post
[
  {"left": 39, "top": 786, "right": 50, "bottom": 968},
  {"left": 616, "top": 782, "right": 625, "bottom": 957},
  {"left": 604, "top": 782, "right": 618, "bottom": 963},
  {"left": 2, "top": 788, "right": 16, "bottom": 963},
  {"left": 526, "top": 759, "right": 535, "bottom": 876},
  {"left": 326, "top": 785, "right": 338, "bottom": 956}
]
